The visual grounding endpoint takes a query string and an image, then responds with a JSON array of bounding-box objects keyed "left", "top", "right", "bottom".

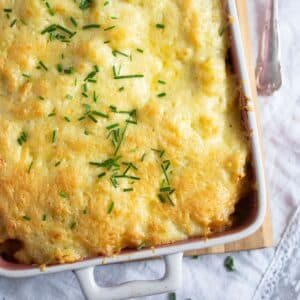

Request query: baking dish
[{"left": 0, "top": 1, "right": 267, "bottom": 299}]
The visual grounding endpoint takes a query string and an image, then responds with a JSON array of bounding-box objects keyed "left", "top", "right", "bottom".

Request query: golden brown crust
[{"left": 0, "top": 0, "right": 250, "bottom": 264}]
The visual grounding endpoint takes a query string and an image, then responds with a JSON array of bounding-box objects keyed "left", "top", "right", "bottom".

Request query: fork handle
[{"left": 256, "top": 0, "right": 282, "bottom": 95}]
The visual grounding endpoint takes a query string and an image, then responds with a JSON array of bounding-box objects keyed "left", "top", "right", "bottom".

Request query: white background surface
[{"left": 1, "top": 1, "right": 300, "bottom": 299}]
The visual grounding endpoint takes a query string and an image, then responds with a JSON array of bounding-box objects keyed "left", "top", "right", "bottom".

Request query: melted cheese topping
[{"left": 0, "top": 0, "right": 250, "bottom": 264}]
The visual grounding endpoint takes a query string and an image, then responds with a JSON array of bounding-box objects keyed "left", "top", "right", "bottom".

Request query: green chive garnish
[
  {"left": 70, "top": 222, "right": 76, "bottom": 229},
  {"left": 156, "top": 23, "right": 165, "bottom": 29},
  {"left": 59, "top": 191, "right": 68, "bottom": 198},
  {"left": 98, "top": 172, "right": 106, "bottom": 178},
  {"left": 28, "top": 161, "right": 34, "bottom": 173},
  {"left": 79, "top": 0, "right": 92, "bottom": 10},
  {"left": 225, "top": 256, "right": 235, "bottom": 271},
  {"left": 157, "top": 92, "right": 166, "bottom": 98},
  {"left": 70, "top": 16, "right": 77, "bottom": 27},
  {"left": 10, "top": 19, "right": 17, "bottom": 27},
  {"left": 55, "top": 161, "right": 61, "bottom": 167},
  {"left": 52, "top": 129, "right": 57, "bottom": 143},
  {"left": 107, "top": 201, "right": 114, "bottom": 214},
  {"left": 22, "top": 215, "right": 31, "bottom": 221},
  {"left": 45, "top": 2, "right": 55, "bottom": 16},
  {"left": 137, "top": 242, "right": 146, "bottom": 250},
  {"left": 17, "top": 131, "right": 27, "bottom": 146},
  {"left": 82, "top": 24, "right": 101, "bottom": 30}
]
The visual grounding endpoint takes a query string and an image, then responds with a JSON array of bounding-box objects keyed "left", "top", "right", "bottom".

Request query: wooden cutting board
[{"left": 185, "top": 0, "right": 273, "bottom": 256}]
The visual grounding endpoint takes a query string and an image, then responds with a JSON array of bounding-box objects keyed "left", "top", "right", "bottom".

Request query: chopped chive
[
  {"left": 93, "top": 91, "right": 98, "bottom": 103},
  {"left": 136, "top": 48, "right": 144, "bottom": 53},
  {"left": 158, "top": 80, "right": 166, "bottom": 85},
  {"left": 88, "top": 114, "right": 98, "bottom": 123},
  {"left": 82, "top": 92, "right": 88, "bottom": 98},
  {"left": 38, "top": 96, "right": 45, "bottom": 100},
  {"left": 56, "top": 24, "right": 74, "bottom": 36},
  {"left": 22, "top": 73, "right": 30, "bottom": 79},
  {"left": 118, "top": 86, "right": 125, "bottom": 92},
  {"left": 78, "top": 116, "right": 85, "bottom": 121},
  {"left": 169, "top": 292, "right": 176, "bottom": 300},
  {"left": 64, "top": 116, "right": 71, "bottom": 122},
  {"left": 42, "top": 214, "right": 47, "bottom": 221},
  {"left": 106, "top": 123, "right": 119, "bottom": 130},
  {"left": 10, "top": 19, "right": 17, "bottom": 27},
  {"left": 38, "top": 60, "right": 48, "bottom": 71},
  {"left": 83, "top": 208, "right": 88, "bottom": 214},
  {"left": 41, "top": 24, "right": 57, "bottom": 34},
  {"left": 70, "top": 222, "right": 76, "bottom": 229},
  {"left": 55, "top": 161, "right": 61, "bottom": 167},
  {"left": 92, "top": 111, "right": 109, "bottom": 118},
  {"left": 156, "top": 23, "right": 165, "bottom": 29},
  {"left": 160, "top": 187, "right": 171, "bottom": 192},
  {"left": 28, "top": 161, "right": 34, "bottom": 173},
  {"left": 65, "top": 94, "right": 73, "bottom": 100},
  {"left": 104, "top": 40, "right": 110, "bottom": 44},
  {"left": 79, "top": 0, "right": 93, "bottom": 10},
  {"left": 123, "top": 188, "right": 133, "bottom": 192},
  {"left": 59, "top": 191, "right": 68, "bottom": 198},
  {"left": 137, "top": 242, "right": 146, "bottom": 250},
  {"left": 141, "top": 153, "right": 146, "bottom": 161},
  {"left": 112, "top": 50, "right": 129, "bottom": 57},
  {"left": 3, "top": 8, "right": 12, "bottom": 13},
  {"left": 157, "top": 92, "right": 166, "bottom": 98},
  {"left": 225, "top": 256, "right": 235, "bottom": 271},
  {"left": 56, "top": 64, "right": 63, "bottom": 73},
  {"left": 83, "top": 103, "right": 91, "bottom": 113},
  {"left": 107, "top": 201, "right": 114, "bottom": 214},
  {"left": 82, "top": 24, "right": 101, "bottom": 30},
  {"left": 83, "top": 83, "right": 88, "bottom": 92},
  {"left": 70, "top": 16, "right": 77, "bottom": 27},
  {"left": 45, "top": 2, "right": 55, "bottom": 16},
  {"left": 64, "top": 66, "right": 74, "bottom": 74},
  {"left": 17, "top": 131, "right": 27, "bottom": 146},
  {"left": 110, "top": 16, "right": 117, "bottom": 19},
  {"left": 126, "top": 119, "right": 137, "bottom": 125},
  {"left": 114, "top": 123, "right": 128, "bottom": 156},
  {"left": 84, "top": 70, "right": 97, "bottom": 81},
  {"left": 166, "top": 194, "right": 175, "bottom": 206},
  {"left": 104, "top": 1, "right": 109, "bottom": 6},
  {"left": 104, "top": 25, "right": 115, "bottom": 31},
  {"left": 158, "top": 194, "right": 166, "bottom": 203},
  {"left": 22, "top": 215, "right": 31, "bottom": 221},
  {"left": 219, "top": 26, "right": 227, "bottom": 36},
  {"left": 52, "top": 129, "right": 57, "bottom": 143},
  {"left": 114, "top": 74, "right": 144, "bottom": 80},
  {"left": 98, "top": 172, "right": 106, "bottom": 178},
  {"left": 48, "top": 112, "right": 56, "bottom": 117}
]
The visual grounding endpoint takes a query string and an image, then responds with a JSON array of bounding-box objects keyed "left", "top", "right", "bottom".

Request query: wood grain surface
[{"left": 185, "top": 0, "right": 273, "bottom": 257}]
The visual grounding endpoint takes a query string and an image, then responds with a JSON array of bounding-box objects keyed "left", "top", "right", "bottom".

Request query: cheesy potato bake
[{"left": 0, "top": 0, "right": 250, "bottom": 265}]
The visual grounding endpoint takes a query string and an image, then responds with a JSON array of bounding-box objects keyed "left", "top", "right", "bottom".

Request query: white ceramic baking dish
[{"left": 0, "top": 1, "right": 267, "bottom": 299}]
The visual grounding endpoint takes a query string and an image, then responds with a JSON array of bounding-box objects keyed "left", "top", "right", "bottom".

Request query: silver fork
[{"left": 255, "top": 0, "right": 282, "bottom": 96}]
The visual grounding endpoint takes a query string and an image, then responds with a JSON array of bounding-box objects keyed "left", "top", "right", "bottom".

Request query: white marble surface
[{"left": 1, "top": 1, "right": 300, "bottom": 299}]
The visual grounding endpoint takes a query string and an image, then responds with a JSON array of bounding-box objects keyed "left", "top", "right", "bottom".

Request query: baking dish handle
[{"left": 75, "top": 252, "right": 183, "bottom": 300}]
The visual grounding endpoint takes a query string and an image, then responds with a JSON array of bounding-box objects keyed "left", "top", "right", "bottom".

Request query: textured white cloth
[{"left": 0, "top": 1, "right": 299, "bottom": 299}]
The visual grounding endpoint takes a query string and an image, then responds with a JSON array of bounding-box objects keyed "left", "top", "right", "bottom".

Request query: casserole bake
[{"left": 0, "top": 0, "right": 266, "bottom": 299}]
